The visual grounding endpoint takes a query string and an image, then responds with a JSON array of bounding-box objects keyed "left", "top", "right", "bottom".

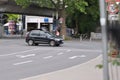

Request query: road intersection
[{"left": 0, "top": 39, "right": 102, "bottom": 80}]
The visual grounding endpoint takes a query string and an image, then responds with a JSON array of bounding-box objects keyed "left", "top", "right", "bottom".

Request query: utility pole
[
  {"left": 0, "top": 13, "right": 4, "bottom": 38},
  {"left": 99, "top": 0, "right": 109, "bottom": 80}
]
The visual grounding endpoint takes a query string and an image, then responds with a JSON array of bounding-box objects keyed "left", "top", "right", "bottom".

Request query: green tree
[
  {"left": 15, "top": 0, "right": 88, "bottom": 38},
  {"left": 66, "top": 0, "right": 99, "bottom": 36},
  {"left": 6, "top": 14, "right": 19, "bottom": 22}
]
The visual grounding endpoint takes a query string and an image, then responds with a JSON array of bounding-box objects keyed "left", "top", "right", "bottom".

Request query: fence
[
  {"left": 79, "top": 33, "right": 89, "bottom": 41},
  {"left": 90, "top": 32, "right": 102, "bottom": 41}
]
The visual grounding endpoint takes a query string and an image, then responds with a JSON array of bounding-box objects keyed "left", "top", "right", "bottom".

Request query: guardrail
[
  {"left": 79, "top": 34, "right": 89, "bottom": 41},
  {"left": 90, "top": 32, "right": 102, "bottom": 41}
]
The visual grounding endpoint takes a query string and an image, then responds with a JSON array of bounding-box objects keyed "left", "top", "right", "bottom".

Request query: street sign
[
  {"left": 115, "top": 0, "right": 120, "bottom": 2},
  {"left": 44, "top": 18, "right": 49, "bottom": 23},
  {"left": 107, "top": 3, "right": 119, "bottom": 14},
  {"left": 106, "top": 0, "right": 120, "bottom": 2},
  {"left": 108, "top": 14, "right": 119, "bottom": 20}
]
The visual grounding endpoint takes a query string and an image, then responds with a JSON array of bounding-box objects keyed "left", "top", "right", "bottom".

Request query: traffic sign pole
[{"left": 99, "top": 0, "right": 109, "bottom": 80}]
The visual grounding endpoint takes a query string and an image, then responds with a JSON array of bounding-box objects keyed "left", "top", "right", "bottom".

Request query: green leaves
[
  {"left": 86, "top": 0, "right": 99, "bottom": 20},
  {"left": 74, "top": 1, "right": 88, "bottom": 13},
  {"left": 6, "top": 14, "right": 19, "bottom": 22},
  {"left": 111, "top": 53, "right": 120, "bottom": 66},
  {"left": 15, "top": 0, "right": 88, "bottom": 13},
  {"left": 96, "top": 64, "right": 103, "bottom": 69},
  {"left": 15, "top": 0, "right": 30, "bottom": 8},
  {"left": 66, "top": 0, "right": 88, "bottom": 14},
  {"left": 112, "top": 59, "right": 120, "bottom": 66},
  {"left": 15, "top": 0, "right": 54, "bottom": 8}
]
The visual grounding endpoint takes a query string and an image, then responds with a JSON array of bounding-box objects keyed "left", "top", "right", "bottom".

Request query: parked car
[{"left": 25, "top": 29, "right": 63, "bottom": 46}]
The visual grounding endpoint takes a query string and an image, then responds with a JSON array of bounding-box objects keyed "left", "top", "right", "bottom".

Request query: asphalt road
[{"left": 0, "top": 39, "right": 102, "bottom": 80}]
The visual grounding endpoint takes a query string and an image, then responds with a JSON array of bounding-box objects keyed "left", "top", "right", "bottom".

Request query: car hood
[{"left": 50, "top": 36, "right": 63, "bottom": 40}]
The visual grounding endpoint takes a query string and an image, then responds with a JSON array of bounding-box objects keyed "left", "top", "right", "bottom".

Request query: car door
[
  {"left": 29, "top": 30, "right": 40, "bottom": 43},
  {"left": 39, "top": 31, "right": 49, "bottom": 44}
]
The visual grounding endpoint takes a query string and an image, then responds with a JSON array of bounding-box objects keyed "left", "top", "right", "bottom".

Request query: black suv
[{"left": 25, "top": 29, "right": 63, "bottom": 46}]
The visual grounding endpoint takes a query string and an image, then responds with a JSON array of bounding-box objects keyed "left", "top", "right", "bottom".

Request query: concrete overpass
[
  {"left": 0, "top": 0, "right": 56, "bottom": 38},
  {"left": 0, "top": 0, "right": 55, "bottom": 17}
]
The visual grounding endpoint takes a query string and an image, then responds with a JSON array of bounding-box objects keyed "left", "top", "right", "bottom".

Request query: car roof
[
  {"left": 30, "top": 29, "right": 49, "bottom": 33},
  {"left": 33, "top": 29, "right": 43, "bottom": 31},
  {"left": 30, "top": 29, "right": 42, "bottom": 31}
]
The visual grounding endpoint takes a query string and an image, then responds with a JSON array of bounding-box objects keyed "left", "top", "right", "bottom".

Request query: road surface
[{"left": 0, "top": 39, "right": 102, "bottom": 80}]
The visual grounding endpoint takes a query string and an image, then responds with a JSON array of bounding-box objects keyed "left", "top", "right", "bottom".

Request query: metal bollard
[
  {"left": 62, "top": 35, "right": 65, "bottom": 40},
  {"left": 80, "top": 36, "right": 82, "bottom": 41}
]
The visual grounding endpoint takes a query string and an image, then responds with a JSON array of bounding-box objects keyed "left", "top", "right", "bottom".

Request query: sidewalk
[
  {"left": 1, "top": 34, "right": 25, "bottom": 39},
  {"left": 21, "top": 55, "right": 103, "bottom": 80}
]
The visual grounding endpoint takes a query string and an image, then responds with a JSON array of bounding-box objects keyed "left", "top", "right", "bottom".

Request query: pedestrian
[{"left": 56, "top": 30, "right": 60, "bottom": 36}]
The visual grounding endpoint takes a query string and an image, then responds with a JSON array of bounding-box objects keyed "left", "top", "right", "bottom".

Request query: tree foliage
[
  {"left": 14, "top": 0, "right": 99, "bottom": 37},
  {"left": 15, "top": 0, "right": 53, "bottom": 8},
  {"left": 6, "top": 14, "right": 19, "bottom": 22},
  {"left": 66, "top": 0, "right": 100, "bottom": 35},
  {"left": 15, "top": 0, "right": 88, "bottom": 12},
  {"left": 14, "top": 0, "right": 88, "bottom": 37}
]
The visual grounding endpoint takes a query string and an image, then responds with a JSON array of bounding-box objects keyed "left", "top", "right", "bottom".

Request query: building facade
[{"left": 25, "top": 16, "right": 53, "bottom": 32}]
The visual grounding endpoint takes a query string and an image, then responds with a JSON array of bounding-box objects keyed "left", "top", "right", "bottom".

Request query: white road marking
[
  {"left": 66, "top": 49, "right": 71, "bottom": 52},
  {"left": 13, "top": 60, "right": 33, "bottom": 66},
  {"left": 41, "top": 48, "right": 101, "bottom": 52},
  {"left": 57, "top": 52, "right": 64, "bottom": 55},
  {"left": 16, "top": 54, "right": 35, "bottom": 58},
  {"left": 69, "top": 55, "right": 86, "bottom": 59},
  {"left": 72, "top": 49, "right": 101, "bottom": 52},
  {"left": 0, "top": 48, "right": 40, "bottom": 57},
  {"left": 69, "top": 56, "right": 78, "bottom": 59},
  {"left": 78, "top": 55, "right": 86, "bottom": 58},
  {"left": 43, "top": 56, "right": 53, "bottom": 59},
  {"left": 0, "top": 48, "right": 101, "bottom": 57}
]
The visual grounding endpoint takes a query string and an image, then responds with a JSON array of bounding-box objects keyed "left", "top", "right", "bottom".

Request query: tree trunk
[
  {"left": 75, "top": 20, "right": 78, "bottom": 35},
  {"left": 59, "top": 9, "right": 66, "bottom": 39}
]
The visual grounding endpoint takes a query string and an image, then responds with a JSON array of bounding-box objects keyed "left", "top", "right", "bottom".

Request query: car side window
[
  {"left": 30, "top": 30, "right": 40, "bottom": 36},
  {"left": 40, "top": 31, "right": 46, "bottom": 37}
]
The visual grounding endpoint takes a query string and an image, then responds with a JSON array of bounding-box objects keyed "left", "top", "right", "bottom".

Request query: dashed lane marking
[
  {"left": 69, "top": 56, "right": 78, "bottom": 59},
  {"left": 0, "top": 48, "right": 101, "bottom": 57},
  {"left": 78, "top": 55, "right": 86, "bottom": 58},
  {"left": 16, "top": 54, "right": 35, "bottom": 58},
  {"left": 13, "top": 60, "right": 33, "bottom": 66},
  {"left": 69, "top": 55, "right": 86, "bottom": 59},
  {"left": 43, "top": 56, "right": 53, "bottom": 59},
  {"left": 0, "top": 48, "right": 40, "bottom": 57},
  {"left": 57, "top": 52, "right": 64, "bottom": 55},
  {"left": 66, "top": 49, "right": 71, "bottom": 52}
]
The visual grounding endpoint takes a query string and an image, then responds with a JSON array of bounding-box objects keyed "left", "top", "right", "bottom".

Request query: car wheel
[
  {"left": 56, "top": 44, "right": 60, "bottom": 46},
  {"left": 35, "top": 43, "right": 39, "bottom": 46},
  {"left": 49, "top": 41, "right": 55, "bottom": 46},
  {"left": 28, "top": 40, "right": 34, "bottom": 46}
]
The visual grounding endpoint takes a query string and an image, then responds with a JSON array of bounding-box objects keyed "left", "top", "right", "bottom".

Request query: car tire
[
  {"left": 56, "top": 44, "right": 60, "bottom": 46},
  {"left": 49, "top": 41, "right": 55, "bottom": 46},
  {"left": 35, "top": 43, "right": 39, "bottom": 46},
  {"left": 28, "top": 40, "right": 34, "bottom": 46}
]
